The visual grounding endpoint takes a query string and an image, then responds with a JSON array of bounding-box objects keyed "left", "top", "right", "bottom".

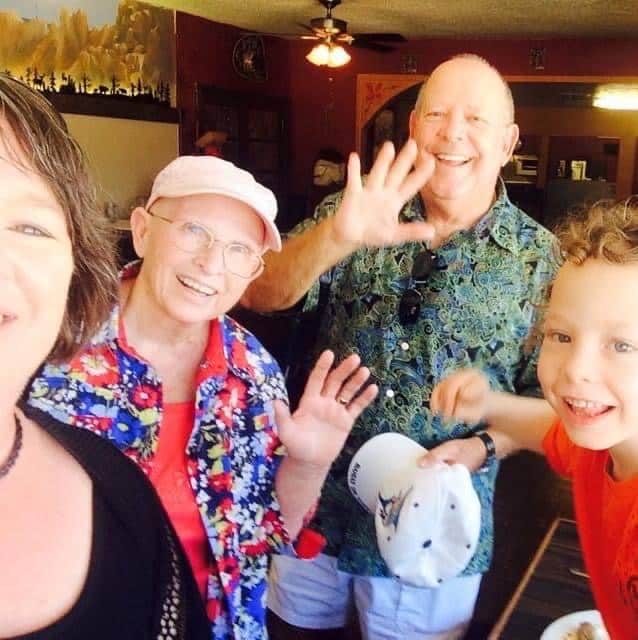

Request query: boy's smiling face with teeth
[{"left": 538, "top": 258, "right": 638, "bottom": 455}]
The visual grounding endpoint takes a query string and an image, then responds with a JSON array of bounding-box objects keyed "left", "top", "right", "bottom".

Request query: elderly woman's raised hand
[
  {"left": 330, "top": 139, "right": 436, "bottom": 251},
  {"left": 273, "top": 350, "right": 378, "bottom": 470}
]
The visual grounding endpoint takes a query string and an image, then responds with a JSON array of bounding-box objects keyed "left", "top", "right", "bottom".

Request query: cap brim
[
  {"left": 347, "top": 433, "right": 427, "bottom": 513},
  {"left": 261, "top": 217, "right": 282, "bottom": 252},
  {"left": 145, "top": 186, "right": 281, "bottom": 253}
]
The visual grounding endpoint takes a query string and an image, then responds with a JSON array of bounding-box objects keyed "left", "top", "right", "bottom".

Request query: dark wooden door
[{"left": 194, "top": 84, "right": 290, "bottom": 225}]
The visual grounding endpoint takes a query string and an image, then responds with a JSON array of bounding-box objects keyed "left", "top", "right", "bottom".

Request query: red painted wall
[
  {"left": 284, "top": 37, "right": 638, "bottom": 193},
  {"left": 175, "top": 12, "right": 638, "bottom": 196},
  {"left": 175, "top": 12, "right": 291, "bottom": 154}
]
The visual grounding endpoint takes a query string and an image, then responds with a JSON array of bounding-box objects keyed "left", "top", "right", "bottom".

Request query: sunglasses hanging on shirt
[{"left": 398, "top": 249, "right": 436, "bottom": 326}]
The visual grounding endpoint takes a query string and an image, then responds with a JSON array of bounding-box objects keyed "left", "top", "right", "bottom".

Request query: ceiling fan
[
  {"left": 242, "top": 0, "right": 406, "bottom": 67},
  {"left": 297, "top": 0, "right": 407, "bottom": 53}
]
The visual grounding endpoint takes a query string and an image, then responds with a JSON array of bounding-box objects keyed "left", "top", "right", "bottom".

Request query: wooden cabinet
[
  {"left": 194, "top": 83, "right": 291, "bottom": 225},
  {"left": 193, "top": 85, "right": 297, "bottom": 362}
]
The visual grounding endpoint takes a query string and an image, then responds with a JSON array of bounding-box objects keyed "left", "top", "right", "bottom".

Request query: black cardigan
[{"left": 12, "top": 405, "right": 210, "bottom": 640}]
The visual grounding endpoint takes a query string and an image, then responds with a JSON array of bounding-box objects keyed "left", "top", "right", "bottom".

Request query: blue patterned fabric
[{"left": 292, "top": 181, "right": 557, "bottom": 577}]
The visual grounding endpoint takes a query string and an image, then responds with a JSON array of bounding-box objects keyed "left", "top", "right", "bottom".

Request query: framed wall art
[
  {"left": 232, "top": 35, "right": 267, "bottom": 82},
  {"left": 0, "top": 0, "right": 177, "bottom": 122}
]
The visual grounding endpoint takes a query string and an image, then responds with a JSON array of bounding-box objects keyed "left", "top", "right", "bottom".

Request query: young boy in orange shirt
[{"left": 426, "top": 199, "right": 638, "bottom": 639}]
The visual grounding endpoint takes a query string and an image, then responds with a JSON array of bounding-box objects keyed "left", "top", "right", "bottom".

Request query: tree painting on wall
[{"left": 0, "top": 0, "right": 175, "bottom": 117}]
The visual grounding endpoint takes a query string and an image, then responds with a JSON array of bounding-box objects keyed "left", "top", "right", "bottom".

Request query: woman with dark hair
[{"left": 0, "top": 74, "right": 209, "bottom": 639}]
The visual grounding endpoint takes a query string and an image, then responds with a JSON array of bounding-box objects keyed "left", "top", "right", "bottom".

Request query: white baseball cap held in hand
[{"left": 348, "top": 432, "right": 481, "bottom": 588}]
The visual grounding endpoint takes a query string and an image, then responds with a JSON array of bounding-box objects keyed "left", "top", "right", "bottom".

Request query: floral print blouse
[{"left": 28, "top": 262, "right": 289, "bottom": 640}]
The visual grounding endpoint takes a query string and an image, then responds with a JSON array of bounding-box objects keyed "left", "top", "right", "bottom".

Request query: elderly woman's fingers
[
  {"left": 302, "top": 350, "right": 336, "bottom": 398},
  {"left": 320, "top": 352, "right": 361, "bottom": 399},
  {"left": 418, "top": 440, "right": 461, "bottom": 468},
  {"left": 346, "top": 383, "right": 379, "bottom": 420},
  {"left": 333, "top": 365, "right": 371, "bottom": 405}
]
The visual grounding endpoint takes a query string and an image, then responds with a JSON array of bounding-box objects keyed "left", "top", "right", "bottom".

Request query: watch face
[{"left": 232, "top": 35, "right": 267, "bottom": 81}]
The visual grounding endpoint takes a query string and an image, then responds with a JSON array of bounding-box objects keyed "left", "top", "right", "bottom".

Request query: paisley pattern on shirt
[
  {"left": 292, "top": 182, "right": 557, "bottom": 577},
  {"left": 27, "top": 261, "right": 289, "bottom": 640}
]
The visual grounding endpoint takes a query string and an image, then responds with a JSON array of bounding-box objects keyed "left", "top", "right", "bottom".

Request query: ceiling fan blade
[
  {"left": 240, "top": 30, "right": 313, "bottom": 39},
  {"left": 350, "top": 39, "right": 396, "bottom": 53},
  {"left": 351, "top": 33, "right": 407, "bottom": 43},
  {"left": 296, "top": 22, "right": 319, "bottom": 34}
]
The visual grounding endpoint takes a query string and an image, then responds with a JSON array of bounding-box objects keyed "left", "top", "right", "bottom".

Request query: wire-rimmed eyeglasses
[
  {"left": 398, "top": 250, "right": 436, "bottom": 326},
  {"left": 147, "top": 210, "right": 264, "bottom": 279}
]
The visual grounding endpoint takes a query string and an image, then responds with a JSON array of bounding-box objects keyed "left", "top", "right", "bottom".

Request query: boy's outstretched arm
[{"left": 422, "top": 369, "right": 557, "bottom": 471}]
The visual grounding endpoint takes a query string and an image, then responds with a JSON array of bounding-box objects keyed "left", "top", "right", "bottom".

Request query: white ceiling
[{"left": 144, "top": 0, "right": 638, "bottom": 38}]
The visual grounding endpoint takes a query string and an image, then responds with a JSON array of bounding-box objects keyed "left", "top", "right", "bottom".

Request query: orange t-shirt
[
  {"left": 149, "top": 401, "right": 211, "bottom": 600},
  {"left": 543, "top": 420, "right": 638, "bottom": 640}
]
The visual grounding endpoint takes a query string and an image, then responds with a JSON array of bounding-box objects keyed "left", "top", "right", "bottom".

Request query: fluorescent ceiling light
[{"left": 593, "top": 84, "right": 638, "bottom": 110}]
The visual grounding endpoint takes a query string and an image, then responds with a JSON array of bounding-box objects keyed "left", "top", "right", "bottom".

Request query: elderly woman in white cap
[{"left": 27, "top": 155, "right": 378, "bottom": 640}]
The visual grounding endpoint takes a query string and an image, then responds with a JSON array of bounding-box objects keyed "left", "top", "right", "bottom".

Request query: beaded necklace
[{"left": 0, "top": 414, "right": 23, "bottom": 479}]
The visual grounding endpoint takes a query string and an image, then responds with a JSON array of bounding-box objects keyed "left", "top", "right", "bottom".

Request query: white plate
[{"left": 540, "top": 610, "right": 609, "bottom": 640}]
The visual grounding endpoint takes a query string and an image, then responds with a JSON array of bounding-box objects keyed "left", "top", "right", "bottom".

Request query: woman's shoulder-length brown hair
[{"left": 0, "top": 74, "right": 118, "bottom": 362}]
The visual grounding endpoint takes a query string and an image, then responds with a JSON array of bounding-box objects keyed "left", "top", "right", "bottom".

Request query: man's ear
[
  {"left": 129, "top": 206, "right": 151, "bottom": 258},
  {"left": 501, "top": 123, "right": 520, "bottom": 167}
]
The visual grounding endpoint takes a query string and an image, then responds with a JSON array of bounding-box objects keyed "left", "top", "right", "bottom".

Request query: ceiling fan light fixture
[
  {"left": 306, "top": 42, "right": 331, "bottom": 65},
  {"left": 327, "top": 44, "right": 351, "bottom": 67},
  {"left": 306, "top": 42, "right": 350, "bottom": 67}
]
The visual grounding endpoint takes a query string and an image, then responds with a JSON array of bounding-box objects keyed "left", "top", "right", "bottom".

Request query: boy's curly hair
[
  {"left": 527, "top": 197, "right": 638, "bottom": 354},
  {"left": 554, "top": 197, "right": 638, "bottom": 266}
]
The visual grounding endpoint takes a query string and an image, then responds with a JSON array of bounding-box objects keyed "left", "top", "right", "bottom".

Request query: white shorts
[{"left": 268, "top": 551, "right": 482, "bottom": 640}]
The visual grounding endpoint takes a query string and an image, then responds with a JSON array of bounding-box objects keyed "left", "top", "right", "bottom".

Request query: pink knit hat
[{"left": 146, "top": 155, "right": 281, "bottom": 252}]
